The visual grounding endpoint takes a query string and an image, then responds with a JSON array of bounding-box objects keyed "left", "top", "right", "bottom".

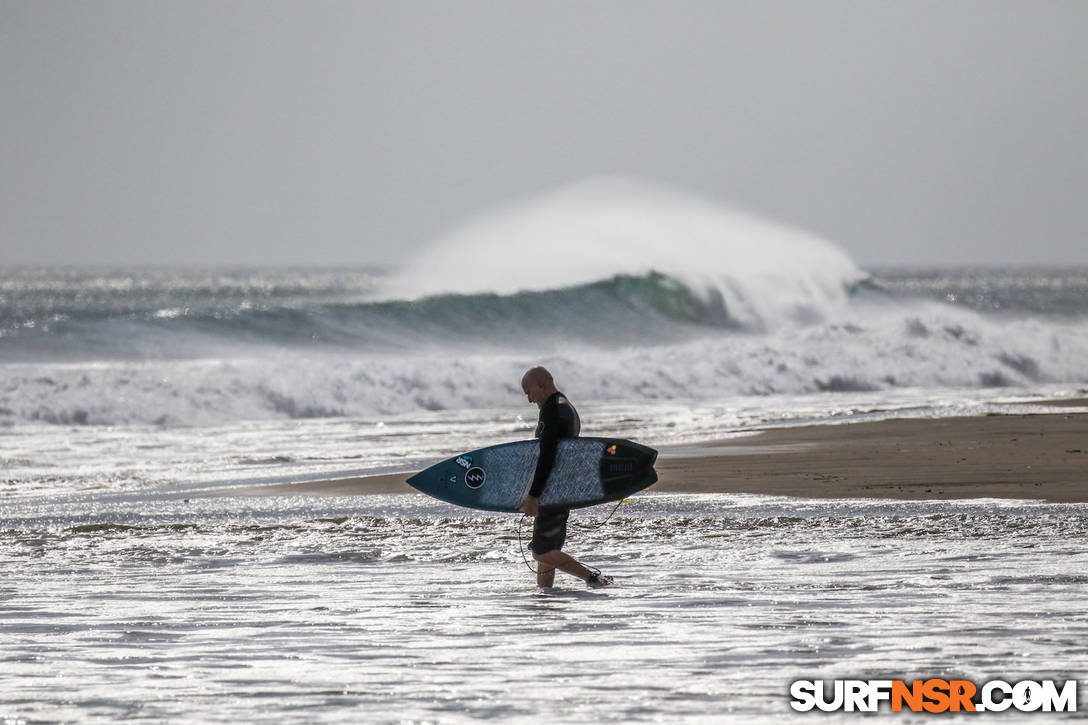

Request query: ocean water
[
  {"left": 2, "top": 492, "right": 1086, "bottom": 723},
  {"left": 2, "top": 184, "right": 1088, "bottom": 720}
]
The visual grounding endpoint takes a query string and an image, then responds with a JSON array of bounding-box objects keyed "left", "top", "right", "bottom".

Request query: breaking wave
[
  {"left": 380, "top": 176, "right": 868, "bottom": 330},
  {"left": 0, "top": 271, "right": 842, "bottom": 361},
  {"left": 1, "top": 178, "right": 873, "bottom": 360},
  {"left": 4, "top": 303, "right": 1087, "bottom": 427},
  {"left": 2, "top": 179, "right": 1086, "bottom": 427}
]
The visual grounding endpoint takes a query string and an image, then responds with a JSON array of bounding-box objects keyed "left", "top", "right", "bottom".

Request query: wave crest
[
  {"left": 382, "top": 177, "right": 866, "bottom": 330},
  {"left": 0, "top": 271, "right": 812, "bottom": 360}
]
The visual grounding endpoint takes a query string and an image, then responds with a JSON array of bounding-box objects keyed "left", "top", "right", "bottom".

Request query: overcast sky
[{"left": 2, "top": 1, "right": 1085, "bottom": 268}]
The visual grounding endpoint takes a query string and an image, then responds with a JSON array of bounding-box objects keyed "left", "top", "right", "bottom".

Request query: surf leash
[{"left": 516, "top": 498, "right": 626, "bottom": 574}]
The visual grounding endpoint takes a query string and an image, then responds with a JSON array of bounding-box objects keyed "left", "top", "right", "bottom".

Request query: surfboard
[{"left": 406, "top": 438, "right": 658, "bottom": 513}]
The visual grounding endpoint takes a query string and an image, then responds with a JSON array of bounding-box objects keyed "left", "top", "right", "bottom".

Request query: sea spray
[
  {"left": 1, "top": 181, "right": 1086, "bottom": 431},
  {"left": 378, "top": 176, "right": 867, "bottom": 329}
]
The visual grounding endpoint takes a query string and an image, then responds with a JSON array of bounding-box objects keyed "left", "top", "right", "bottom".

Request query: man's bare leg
[
  {"left": 536, "top": 562, "right": 556, "bottom": 588},
  {"left": 533, "top": 550, "right": 593, "bottom": 582}
]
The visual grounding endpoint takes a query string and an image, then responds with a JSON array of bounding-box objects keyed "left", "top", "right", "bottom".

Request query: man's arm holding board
[{"left": 518, "top": 411, "right": 560, "bottom": 517}]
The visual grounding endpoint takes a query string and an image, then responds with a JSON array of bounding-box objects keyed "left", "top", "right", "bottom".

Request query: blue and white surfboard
[{"left": 406, "top": 438, "right": 658, "bottom": 513}]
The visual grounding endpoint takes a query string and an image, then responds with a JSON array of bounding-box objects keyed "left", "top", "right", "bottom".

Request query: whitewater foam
[{"left": 3, "top": 299, "right": 1086, "bottom": 429}]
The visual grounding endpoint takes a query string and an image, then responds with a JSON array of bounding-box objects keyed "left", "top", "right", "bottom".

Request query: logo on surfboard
[
  {"left": 465, "top": 467, "right": 486, "bottom": 489},
  {"left": 455, "top": 455, "right": 473, "bottom": 470}
]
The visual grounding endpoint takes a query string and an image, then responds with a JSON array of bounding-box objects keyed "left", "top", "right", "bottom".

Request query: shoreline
[
  {"left": 653, "top": 409, "right": 1087, "bottom": 503},
  {"left": 228, "top": 405, "right": 1088, "bottom": 503}
]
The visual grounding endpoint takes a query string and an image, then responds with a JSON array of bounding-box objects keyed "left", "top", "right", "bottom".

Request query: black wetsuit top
[{"left": 529, "top": 391, "right": 581, "bottom": 498}]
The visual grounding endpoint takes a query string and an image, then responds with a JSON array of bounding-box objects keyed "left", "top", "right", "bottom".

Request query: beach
[
  {"left": 656, "top": 406, "right": 1088, "bottom": 503},
  {"left": 238, "top": 405, "right": 1088, "bottom": 503}
]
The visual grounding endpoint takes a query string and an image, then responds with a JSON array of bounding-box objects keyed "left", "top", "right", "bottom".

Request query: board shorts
[{"left": 529, "top": 508, "right": 569, "bottom": 555}]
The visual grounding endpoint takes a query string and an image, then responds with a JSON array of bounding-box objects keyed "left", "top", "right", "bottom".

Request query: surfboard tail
[{"left": 645, "top": 445, "right": 658, "bottom": 484}]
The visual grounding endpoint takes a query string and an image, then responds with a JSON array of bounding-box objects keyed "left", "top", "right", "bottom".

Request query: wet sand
[
  {"left": 654, "top": 409, "right": 1087, "bottom": 503},
  {"left": 237, "top": 405, "right": 1088, "bottom": 503}
]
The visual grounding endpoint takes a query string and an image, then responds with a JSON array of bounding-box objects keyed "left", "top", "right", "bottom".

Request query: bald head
[
  {"left": 521, "top": 366, "right": 553, "bottom": 387},
  {"left": 521, "top": 366, "right": 557, "bottom": 408}
]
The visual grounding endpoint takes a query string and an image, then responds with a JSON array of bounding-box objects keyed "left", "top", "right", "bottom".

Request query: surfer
[{"left": 517, "top": 366, "right": 614, "bottom": 588}]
